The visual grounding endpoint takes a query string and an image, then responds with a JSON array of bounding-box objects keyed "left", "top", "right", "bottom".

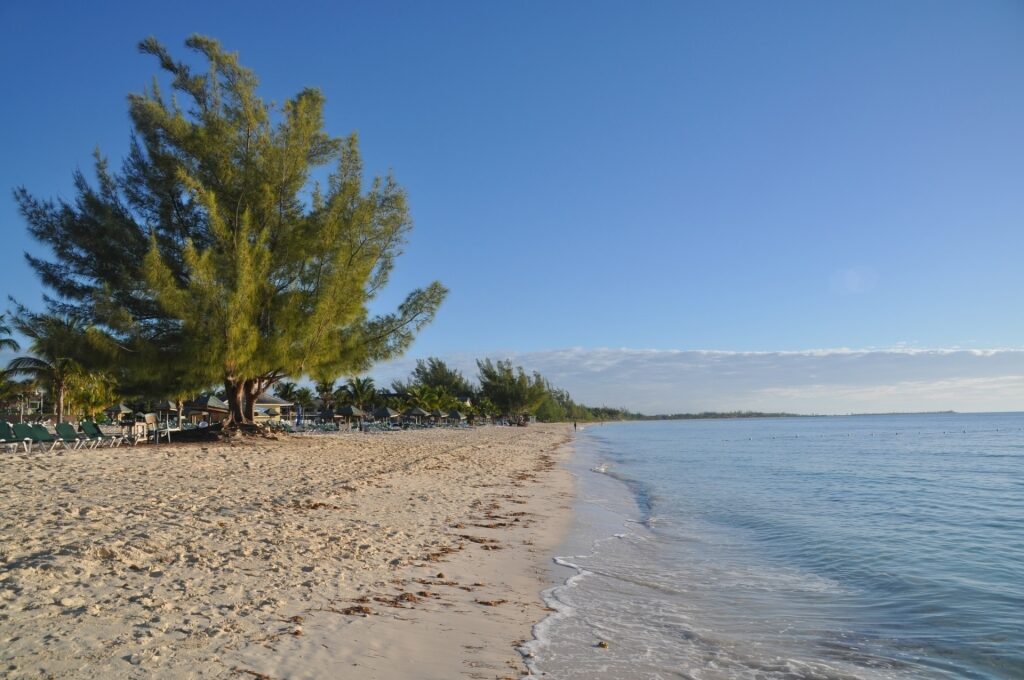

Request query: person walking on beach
[{"left": 573, "top": 421, "right": 577, "bottom": 431}]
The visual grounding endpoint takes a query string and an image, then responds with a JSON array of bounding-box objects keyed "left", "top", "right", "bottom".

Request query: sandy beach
[{"left": 0, "top": 424, "right": 573, "bottom": 679}]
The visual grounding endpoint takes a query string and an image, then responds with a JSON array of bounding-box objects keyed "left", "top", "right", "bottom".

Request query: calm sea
[{"left": 522, "top": 413, "right": 1024, "bottom": 679}]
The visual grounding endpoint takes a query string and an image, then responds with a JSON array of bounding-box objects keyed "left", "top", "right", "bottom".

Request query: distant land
[
  {"left": 626, "top": 411, "right": 802, "bottom": 421},
  {"left": 588, "top": 410, "right": 960, "bottom": 421}
]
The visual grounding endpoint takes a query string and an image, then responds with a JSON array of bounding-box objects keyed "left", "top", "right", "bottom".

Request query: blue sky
[{"left": 2, "top": 1, "right": 1023, "bottom": 412}]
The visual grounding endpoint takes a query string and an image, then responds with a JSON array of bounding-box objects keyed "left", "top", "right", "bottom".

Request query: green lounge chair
[
  {"left": 30, "top": 423, "right": 67, "bottom": 452},
  {"left": 0, "top": 421, "right": 26, "bottom": 452},
  {"left": 81, "top": 421, "right": 125, "bottom": 447},
  {"left": 55, "top": 422, "right": 88, "bottom": 449},
  {"left": 12, "top": 423, "right": 37, "bottom": 452},
  {"left": 75, "top": 421, "right": 103, "bottom": 448}
]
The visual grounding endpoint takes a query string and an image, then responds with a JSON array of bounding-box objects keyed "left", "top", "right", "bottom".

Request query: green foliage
[
  {"left": 315, "top": 380, "right": 336, "bottom": 410},
  {"left": 534, "top": 394, "right": 567, "bottom": 423},
  {"left": 0, "top": 315, "right": 20, "bottom": 353},
  {"left": 65, "top": 367, "right": 118, "bottom": 420},
  {"left": 292, "top": 387, "right": 315, "bottom": 410},
  {"left": 471, "top": 394, "right": 497, "bottom": 418},
  {"left": 0, "top": 379, "right": 36, "bottom": 421},
  {"left": 391, "top": 357, "right": 472, "bottom": 397},
  {"left": 4, "top": 311, "right": 102, "bottom": 421},
  {"left": 15, "top": 35, "right": 446, "bottom": 424},
  {"left": 338, "top": 376, "right": 376, "bottom": 410},
  {"left": 403, "top": 383, "right": 459, "bottom": 412},
  {"left": 475, "top": 359, "right": 547, "bottom": 418},
  {"left": 273, "top": 381, "right": 298, "bottom": 402}
]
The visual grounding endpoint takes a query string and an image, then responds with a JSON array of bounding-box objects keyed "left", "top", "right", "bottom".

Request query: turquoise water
[{"left": 524, "top": 414, "right": 1024, "bottom": 679}]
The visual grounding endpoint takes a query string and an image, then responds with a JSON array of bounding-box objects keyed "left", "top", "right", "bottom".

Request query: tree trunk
[
  {"left": 243, "top": 379, "right": 257, "bottom": 423},
  {"left": 224, "top": 379, "right": 246, "bottom": 427},
  {"left": 226, "top": 374, "right": 282, "bottom": 429}
]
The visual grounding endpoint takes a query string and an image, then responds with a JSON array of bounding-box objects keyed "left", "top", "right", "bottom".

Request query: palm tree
[
  {"left": 315, "top": 380, "right": 336, "bottom": 411},
  {"left": 341, "top": 376, "right": 377, "bottom": 411},
  {"left": 293, "top": 387, "right": 316, "bottom": 410},
  {"left": 6, "top": 314, "right": 84, "bottom": 422},
  {"left": 274, "top": 381, "right": 299, "bottom": 403},
  {"left": 405, "top": 384, "right": 458, "bottom": 412}
]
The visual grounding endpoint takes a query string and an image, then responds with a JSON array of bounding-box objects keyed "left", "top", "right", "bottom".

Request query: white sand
[{"left": 0, "top": 424, "right": 573, "bottom": 679}]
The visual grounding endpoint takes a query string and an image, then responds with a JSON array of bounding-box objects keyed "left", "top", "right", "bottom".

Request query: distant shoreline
[{"left": 594, "top": 410, "right": 961, "bottom": 422}]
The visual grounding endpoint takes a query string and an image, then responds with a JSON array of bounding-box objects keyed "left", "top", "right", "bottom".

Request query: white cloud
[{"left": 370, "top": 347, "right": 1024, "bottom": 415}]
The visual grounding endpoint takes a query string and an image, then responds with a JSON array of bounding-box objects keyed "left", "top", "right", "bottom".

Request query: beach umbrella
[
  {"left": 404, "top": 406, "right": 428, "bottom": 423},
  {"left": 447, "top": 410, "right": 465, "bottom": 420},
  {"left": 374, "top": 407, "right": 400, "bottom": 420},
  {"left": 430, "top": 409, "right": 445, "bottom": 419},
  {"left": 337, "top": 405, "right": 364, "bottom": 418}
]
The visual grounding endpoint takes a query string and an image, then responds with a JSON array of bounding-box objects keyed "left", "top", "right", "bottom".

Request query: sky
[{"left": 1, "top": 1, "right": 1023, "bottom": 413}]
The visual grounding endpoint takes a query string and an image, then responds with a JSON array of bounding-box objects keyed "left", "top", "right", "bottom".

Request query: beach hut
[
  {"left": 447, "top": 409, "right": 466, "bottom": 424},
  {"left": 184, "top": 394, "right": 229, "bottom": 424},
  {"left": 255, "top": 393, "right": 293, "bottom": 421},
  {"left": 429, "top": 408, "right": 445, "bottom": 424}
]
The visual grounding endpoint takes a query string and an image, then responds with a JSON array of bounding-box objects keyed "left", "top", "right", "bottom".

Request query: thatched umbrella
[
  {"left": 447, "top": 409, "right": 465, "bottom": 421},
  {"left": 337, "top": 405, "right": 364, "bottom": 418},
  {"left": 404, "top": 406, "right": 428, "bottom": 423},
  {"left": 373, "top": 407, "right": 400, "bottom": 421},
  {"left": 334, "top": 405, "right": 363, "bottom": 428}
]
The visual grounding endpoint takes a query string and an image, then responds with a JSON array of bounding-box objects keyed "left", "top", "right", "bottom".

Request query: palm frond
[{"left": 6, "top": 356, "right": 53, "bottom": 375}]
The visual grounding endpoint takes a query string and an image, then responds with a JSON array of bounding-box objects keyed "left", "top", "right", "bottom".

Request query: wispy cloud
[{"left": 370, "top": 347, "right": 1024, "bottom": 415}]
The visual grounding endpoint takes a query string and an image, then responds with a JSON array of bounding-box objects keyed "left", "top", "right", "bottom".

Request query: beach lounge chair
[
  {"left": 76, "top": 421, "right": 104, "bottom": 448},
  {"left": 0, "top": 421, "right": 27, "bottom": 452},
  {"left": 28, "top": 423, "right": 66, "bottom": 452},
  {"left": 12, "top": 423, "right": 38, "bottom": 452},
  {"left": 80, "top": 420, "right": 125, "bottom": 447},
  {"left": 55, "top": 422, "right": 88, "bottom": 449}
]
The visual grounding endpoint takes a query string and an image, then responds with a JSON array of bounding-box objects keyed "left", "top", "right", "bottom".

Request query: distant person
[{"left": 573, "top": 421, "right": 577, "bottom": 431}]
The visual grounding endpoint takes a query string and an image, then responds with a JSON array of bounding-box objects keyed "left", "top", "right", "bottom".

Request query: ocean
[{"left": 522, "top": 413, "right": 1024, "bottom": 679}]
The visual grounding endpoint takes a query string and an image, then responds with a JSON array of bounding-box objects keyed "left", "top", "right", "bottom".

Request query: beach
[{"left": 0, "top": 424, "right": 573, "bottom": 679}]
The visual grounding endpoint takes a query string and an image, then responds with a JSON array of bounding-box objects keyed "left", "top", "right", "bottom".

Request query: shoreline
[{"left": 0, "top": 424, "right": 574, "bottom": 679}]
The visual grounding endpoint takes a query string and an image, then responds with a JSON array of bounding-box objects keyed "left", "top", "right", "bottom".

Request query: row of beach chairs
[{"left": 0, "top": 421, "right": 136, "bottom": 453}]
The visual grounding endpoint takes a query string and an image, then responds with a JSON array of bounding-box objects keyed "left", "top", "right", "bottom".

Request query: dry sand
[{"left": 0, "top": 424, "right": 574, "bottom": 679}]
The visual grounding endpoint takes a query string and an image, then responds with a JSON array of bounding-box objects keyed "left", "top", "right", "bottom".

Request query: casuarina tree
[
  {"left": 14, "top": 35, "right": 446, "bottom": 426},
  {"left": 475, "top": 359, "right": 548, "bottom": 418}
]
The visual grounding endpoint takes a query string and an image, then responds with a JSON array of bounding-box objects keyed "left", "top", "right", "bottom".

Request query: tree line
[{"left": 271, "top": 357, "right": 600, "bottom": 423}]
